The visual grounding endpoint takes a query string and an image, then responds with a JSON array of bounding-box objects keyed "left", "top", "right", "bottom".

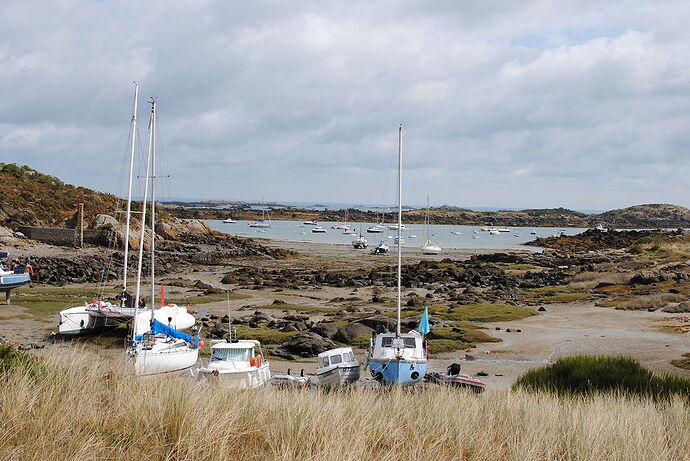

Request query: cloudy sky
[{"left": 1, "top": 1, "right": 689, "bottom": 211}]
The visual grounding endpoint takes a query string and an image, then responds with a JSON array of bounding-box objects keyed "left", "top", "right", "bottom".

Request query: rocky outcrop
[{"left": 282, "top": 332, "right": 336, "bottom": 357}]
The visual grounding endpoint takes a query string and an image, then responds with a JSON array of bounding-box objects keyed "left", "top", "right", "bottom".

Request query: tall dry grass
[{"left": 0, "top": 349, "right": 688, "bottom": 461}]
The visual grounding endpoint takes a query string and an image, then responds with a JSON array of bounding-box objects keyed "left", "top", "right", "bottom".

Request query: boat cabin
[
  {"left": 370, "top": 331, "right": 427, "bottom": 362},
  {"left": 209, "top": 339, "right": 264, "bottom": 369},
  {"left": 316, "top": 347, "right": 358, "bottom": 371}
]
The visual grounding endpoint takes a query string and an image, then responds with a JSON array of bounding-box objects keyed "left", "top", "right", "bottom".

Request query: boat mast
[
  {"left": 397, "top": 124, "right": 402, "bottom": 337},
  {"left": 122, "top": 81, "right": 138, "bottom": 306},
  {"left": 149, "top": 98, "right": 157, "bottom": 322},
  {"left": 133, "top": 98, "right": 154, "bottom": 324}
]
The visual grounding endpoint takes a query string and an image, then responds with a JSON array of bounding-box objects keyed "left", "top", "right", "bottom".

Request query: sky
[{"left": 1, "top": 0, "right": 689, "bottom": 211}]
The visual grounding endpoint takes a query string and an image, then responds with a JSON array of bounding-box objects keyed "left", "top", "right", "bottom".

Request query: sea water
[{"left": 205, "top": 219, "right": 586, "bottom": 251}]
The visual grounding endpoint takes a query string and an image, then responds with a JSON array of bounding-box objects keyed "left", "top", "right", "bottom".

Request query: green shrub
[{"left": 514, "top": 355, "right": 690, "bottom": 399}]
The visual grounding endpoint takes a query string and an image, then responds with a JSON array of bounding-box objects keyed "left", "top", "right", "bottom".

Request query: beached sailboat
[
  {"left": 126, "top": 97, "right": 200, "bottom": 376},
  {"left": 366, "top": 125, "right": 428, "bottom": 386},
  {"left": 58, "top": 83, "right": 194, "bottom": 335},
  {"left": 421, "top": 196, "right": 442, "bottom": 255}
]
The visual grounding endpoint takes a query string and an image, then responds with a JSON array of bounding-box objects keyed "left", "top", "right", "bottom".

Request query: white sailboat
[
  {"left": 366, "top": 125, "right": 428, "bottom": 386},
  {"left": 58, "top": 82, "right": 194, "bottom": 335},
  {"left": 126, "top": 97, "right": 200, "bottom": 376},
  {"left": 249, "top": 202, "right": 271, "bottom": 228},
  {"left": 421, "top": 196, "right": 442, "bottom": 255}
]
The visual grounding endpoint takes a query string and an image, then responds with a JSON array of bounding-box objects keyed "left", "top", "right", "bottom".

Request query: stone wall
[{"left": 19, "top": 226, "right": 109, "bottom": 247}]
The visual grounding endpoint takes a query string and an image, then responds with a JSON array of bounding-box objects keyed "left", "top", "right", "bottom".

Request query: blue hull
[
  {"left": 0, "top": 273, "right": 31, "bottom": 290},
  {"left": 368, "top": 360, "right": 427, "bottom": 386}
]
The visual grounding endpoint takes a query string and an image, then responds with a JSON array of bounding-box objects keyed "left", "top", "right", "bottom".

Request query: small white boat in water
[
  {"left": 489, "top": 229, "right": 500, "bottom": 235},
  {"left": 311, "top": 226, "right": 327, "bottom": 233},
  {"left": 303, "top": 220, "right": 318, "bottom": 226},
  {"left": 315, "top": 347, "right": 360, "bottom": 387},
  {"left": 497, "top": 228, "right": 511, "bottom": 233},
  {"left": 248, "top": 220, "right": 271, "bottom": 228},
  {"left": 366, "top": 224, "right": 385, "bottom": 233},
  {"left": 388, "top": 223, "right": 407, "bottom": 231},
  {"left": 222, "top": 218, "right": 236, "bottom": 223},
  {"left": 198, "top": 339, "right": 271, "bottom": 388}
]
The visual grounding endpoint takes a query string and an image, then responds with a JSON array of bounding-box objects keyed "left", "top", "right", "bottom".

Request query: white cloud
[{"left": 0, "top": 0, "right": 689, "bottom": 209}]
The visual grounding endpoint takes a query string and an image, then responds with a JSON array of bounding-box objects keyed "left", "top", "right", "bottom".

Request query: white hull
[
  {"left": 134, "top": 344, "right": 198, "bottom": 376},
  {"left": 198, "top": 363, "right": 271, "bottom": 388},
  {"left": 316, "top": 365, "right": 360, "bottom": 387},
  {"left": 58, "top": 304, "right": 195, "bottom": 335}
]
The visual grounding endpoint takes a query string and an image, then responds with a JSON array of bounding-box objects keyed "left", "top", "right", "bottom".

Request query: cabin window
[
  {"left": 344, "top": 351, "right": 354, "bottom": 361},
  {"left": 380, "top": 337, "right": 416, "bottom": 348},
  {"left": 211, "top": 347, "right": 253, "bottom": 362},
  {"left": 320, "top": 357, "right": 330, "bottom": 368},
  {"left": 330, "top": 354, "right": 343, "bottom": 365}
]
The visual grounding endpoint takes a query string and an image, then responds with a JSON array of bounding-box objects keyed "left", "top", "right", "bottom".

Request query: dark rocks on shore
[{"left": 282, "top": 332, "right": 337, "bottom": 357}]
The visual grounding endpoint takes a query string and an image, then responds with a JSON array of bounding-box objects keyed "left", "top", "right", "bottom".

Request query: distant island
[{"left": 2, "top": 163, "right": 690, "bottom": 230}]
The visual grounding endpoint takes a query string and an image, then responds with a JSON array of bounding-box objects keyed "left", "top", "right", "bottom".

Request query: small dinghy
[
  {"left": 270, "top": 368, "right": 310, "bottom": 388},
  {"left": 424, "top": 363, "right": 486, "bottom": 393}
]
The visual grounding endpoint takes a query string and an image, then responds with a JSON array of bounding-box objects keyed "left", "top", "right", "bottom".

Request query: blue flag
[{"left": 418, "top": 306, "right": 430, "bottom": 335}]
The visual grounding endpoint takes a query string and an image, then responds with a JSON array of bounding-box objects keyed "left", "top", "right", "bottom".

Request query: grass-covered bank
[
  {"left": 515, "top": 356, "right": 690, "bottom": 399},
  {"left": 0, "top": 348, "right": 688, "bottom": 460}
]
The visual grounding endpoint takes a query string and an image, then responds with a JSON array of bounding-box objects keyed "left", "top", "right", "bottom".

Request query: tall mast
[
  {"left": 149, "top": 98, "right": 157, "bottom": 322},
  {"left": 133, "top": 99, "right": 154, "bottom": 324},
  {"left": 122, "top": 81, "right": 138, "bottom": 306},
  {"left": 397, "top": 124, "right": 402, "bottom": 337}
]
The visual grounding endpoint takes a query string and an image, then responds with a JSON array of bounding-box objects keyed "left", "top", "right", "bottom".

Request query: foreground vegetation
[
  {"left": 0, "top": 347, "right": 688, "bottom": 460},
  {"left": 515, "top": 356, "right": 690, "bottom": 399}
]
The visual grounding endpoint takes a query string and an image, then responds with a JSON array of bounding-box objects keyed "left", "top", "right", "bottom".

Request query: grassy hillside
[
  {"left": 595, "top": 204, "right": 690, "bottom": 227},
  {"left": 0, "top": 163, "right": 119, "bottom": 228}
]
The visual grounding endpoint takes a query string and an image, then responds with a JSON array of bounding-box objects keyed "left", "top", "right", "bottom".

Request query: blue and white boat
[
  {"left": 366, "top": 125, "right": 429, "bottom": 386},
  {"left": 0, "top": 251, "right": 31, "bottom": 303}
]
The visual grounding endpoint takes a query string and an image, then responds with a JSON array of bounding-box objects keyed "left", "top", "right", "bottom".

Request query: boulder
[
  {"left": 282, "top": 332, "right": 336, "bottom": 357},
  {"left": 356, "top": 316, "right": 396, "bottom": 332},
  {"left": 334, "top": 323, "right": 374, "bottom": 343},
  {"left": 94, "top": 214, "right": 118, "bottom": 229},
  {"left": 310, "top": 322, "right": 339, "bottom": 339}
]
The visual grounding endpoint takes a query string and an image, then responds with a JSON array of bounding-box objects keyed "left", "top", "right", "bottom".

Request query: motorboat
[
  {"left": 366, "top": 125, "right": 429, "bottom": 387},
  {"left": 421, "top": 240, "right": 442, "bottom": 255},
  {"left": 303, "top": 220, "right": 318, "bottom": 226},
  {"left": 222, "top": 218, "right": 236, "bottom": 223},
  {"left": 388, "top": 224, "right": 407, "bottom": 231},
  {"left": 366, "top": 224, "right": 385, "bottom": 233},
  {"left": 315, "top": 347, "right": 360, "bottom": 387},
  {"left": 352, "top": 235, "right": 368, "bottom": 249},
  {"left": 0, "top": 252, "right": 31, "bottom": 304},
  {"left": 311, "top": 226, "right": 327, "bottom": 233},
  {"left": 451, "top": 231, "right": 461, "bottom": 235},
  {"left": 198, "top": 339, "right": 271, "bottom": 388},
  {"left": 497, "top": 228, "right": 510, "bottom": 233}
]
